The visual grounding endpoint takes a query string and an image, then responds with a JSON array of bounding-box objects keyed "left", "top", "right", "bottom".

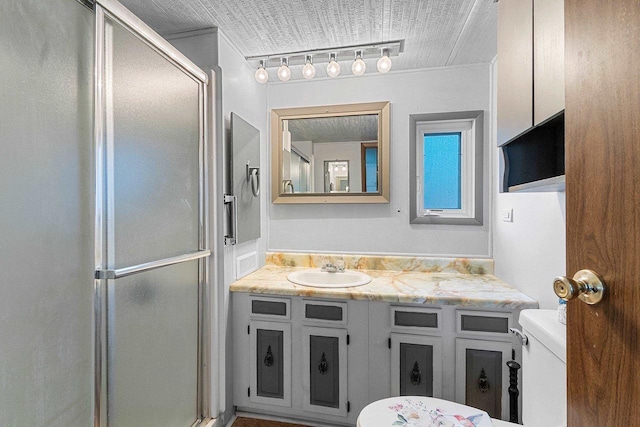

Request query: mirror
[{"left": 271, "top": 101, "right": 390, "bottom": 204}]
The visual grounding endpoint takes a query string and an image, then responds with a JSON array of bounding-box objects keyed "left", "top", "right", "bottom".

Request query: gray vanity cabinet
[
  {"left": 233, "top": 293, "right": 523, "bottom": 424},
  {"left": 233, "top": 294, "right": 368, "bottom": 426}
]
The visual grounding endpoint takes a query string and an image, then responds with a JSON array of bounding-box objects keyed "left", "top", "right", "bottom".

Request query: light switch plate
[{"left": 502, "top": 208, "right": 513, "bottom": 222}]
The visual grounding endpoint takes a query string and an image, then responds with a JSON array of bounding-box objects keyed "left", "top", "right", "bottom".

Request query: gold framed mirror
[{"left": 271, "top": 101, "right": 390, "bottom": 204}]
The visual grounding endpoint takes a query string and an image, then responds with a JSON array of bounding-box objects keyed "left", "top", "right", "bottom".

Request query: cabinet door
[
  {"left": 455, "top": 339, "right": 512, "bottom": 420},
  {"left": 250, "top": 321, "right": 291, "bottom": 406},
  {"left": 497, "top": 0, "right": 533, "bottom": 145},
  {"left": 391, "top": 334, "right": 443, "bottom": 398},
  {"left": 533, "top": 0, "right": 565, "bottom": 125},
  {"left": 302, "top": 327, "right": 348, "bottom": 417}
]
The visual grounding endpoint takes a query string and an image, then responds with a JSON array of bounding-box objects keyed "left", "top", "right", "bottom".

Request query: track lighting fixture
[{"left": 248, "top": 40, "right": 403, "bottom": 82}]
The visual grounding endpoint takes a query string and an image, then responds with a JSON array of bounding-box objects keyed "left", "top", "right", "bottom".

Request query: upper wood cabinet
[
  {"left": 497, "top": 0, "right": 533, "bottom": 145},
  {"left": 533, "top": 0, "right": 565, "bottom": 125},
  {"left": 497, "top": 0, "right": 565, "bottom": 146}
]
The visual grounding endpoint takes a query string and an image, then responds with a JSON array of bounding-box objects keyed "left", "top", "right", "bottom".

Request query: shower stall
[{"left": 0, "top": 1, "right": 212, "bottom": 426}]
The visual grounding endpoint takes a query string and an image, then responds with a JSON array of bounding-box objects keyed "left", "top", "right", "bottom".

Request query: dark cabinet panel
[
  {"left": 309, "top": 335, "right": 340, "bottom": 408},
  {"left": 305, "top": 304, "right": 343, "bottom": 322},
  {"left": 464, "top": 349, "right": 503, "bottom": 418},
  {"left": 394, "top": 311, "right": 438, "bottom": 329},
  {"left": 460, "top": 315, "right": 509, "bottom": 334},
  {"left": 399, "top": 343, "right": 434, "bottom": 396},
  {"left": 256, "top": 329, "right": 284, "bottom": 399},
  {"left": 252, "top": 300, "right": 288, "bottom": 317},
  {"left": 302, "top": 326, "right": 348, "bottom": 416},
  {"left": 250, "top": 320, "right": 291, "bottom": 407},
  {"left": 391, "top": 334, "right": 443, "bottom": 398},
  {"left": 456, "top": 338, "right": 512, "bottom": 420}
]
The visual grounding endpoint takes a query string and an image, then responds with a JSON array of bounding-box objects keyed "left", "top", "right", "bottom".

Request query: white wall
[
  {"left": 218, "top": 31, "right": 269, "bottom": 274},
  {"left": 169, "top": 29, "right": 268, "bottom": 423},
  {"left": 490, "top": 60, "right": 566, "bottom": 309},
  {"left": 217, "top": 31, "right": 268, "bottom": 421},
  {"left": 267, "top": 65, "right": 492, "bottom": 257}
]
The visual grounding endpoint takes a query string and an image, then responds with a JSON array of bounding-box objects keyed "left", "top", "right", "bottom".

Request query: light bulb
[
  {"left": 327, "top": 53, "right": 341, "bottom": 78},
  {"left": 334, "top": 166, "right": 338, "bottom": 171},
  {"left": 302, "top": 63, "right": 315, "bottom": 79},
  {"left": 377, "top": 51, "right": 392, "bottom": 73},
  {"left": 352, "top": 51, "right": 366, "bottom": 76},
  {"left": 254, "top": 61, "right": 268, "bottom": 83},
  {"left": 341, "top": 166, "right": 346, "bottom": 171},
  {"left": 302, "top": 55, "right": 315, "bottom": 79},
  {"left": 277, "top": 58, "right": 291, "bottom": 82}
]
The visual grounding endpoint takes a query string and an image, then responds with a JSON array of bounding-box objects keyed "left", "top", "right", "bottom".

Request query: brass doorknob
[{"left": 553, "top": 269, "right": 606, "bottom": 305}]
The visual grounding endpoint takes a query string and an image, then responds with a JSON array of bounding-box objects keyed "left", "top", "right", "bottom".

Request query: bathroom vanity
[{"left": 230, "top": 253, "right": 538, "bottom": 426}]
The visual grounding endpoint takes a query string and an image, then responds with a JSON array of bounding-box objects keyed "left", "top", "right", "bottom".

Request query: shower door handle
[{"left": 224, "top": 194, "right": 237, "bottom": 246}]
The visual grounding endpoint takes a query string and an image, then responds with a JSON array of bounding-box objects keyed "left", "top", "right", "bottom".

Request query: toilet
[{"left": 357, "top": 309, "right": 566, "bottom": 427}]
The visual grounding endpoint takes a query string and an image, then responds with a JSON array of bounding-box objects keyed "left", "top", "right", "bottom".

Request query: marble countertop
[{"left": 230, "top": 254, "right": 538, "bottom": 310}]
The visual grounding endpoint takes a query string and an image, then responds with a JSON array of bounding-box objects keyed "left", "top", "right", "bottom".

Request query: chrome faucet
[{"left": 321, "top": 260, "right": 345, "bottom": 273}]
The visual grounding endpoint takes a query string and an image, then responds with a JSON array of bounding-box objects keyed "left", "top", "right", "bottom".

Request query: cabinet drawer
[
  {"left": 303, "top": 300, "right": 347, "bottom": 325},
  {"left": 391, "top": 306, "right": 441, "bottom": 332},
  {"left": 456, "top": 310, "right": 512, "bottom": 337},
  {"left": 249, "top": 296, "right": 290, "bottom": 320}
]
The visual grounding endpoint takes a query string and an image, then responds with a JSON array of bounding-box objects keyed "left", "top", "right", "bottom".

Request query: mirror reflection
[
  {"left": 324, "top": 160, "right": 350, "bottom": 192},
  {"left": 281, "top": 114, "right": 379, "bottom": 194}
]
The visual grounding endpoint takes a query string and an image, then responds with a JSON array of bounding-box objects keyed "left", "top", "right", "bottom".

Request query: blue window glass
[
  {"left": 365, "top": 147, "right": 378, "bottom": 192},
  {"left": 423, "top": 132, "right": 461, "bottom": 209}
]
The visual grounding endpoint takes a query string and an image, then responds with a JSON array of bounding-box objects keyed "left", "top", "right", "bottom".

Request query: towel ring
[{"left": 246, "top": 161, "right": 260, "bottom": 197}]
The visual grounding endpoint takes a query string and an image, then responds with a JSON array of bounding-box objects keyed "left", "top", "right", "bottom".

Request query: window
[
  {"left": 361, "top": 142, "right": 378, "bottom": 192},
  {"left": 409, "top": 111, "right": 483, "bottom": 225}
]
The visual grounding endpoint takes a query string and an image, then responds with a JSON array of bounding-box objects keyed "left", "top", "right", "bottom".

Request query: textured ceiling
[
  {"left": 118, "top": 0, "right": 497, "bottom": 79},
  {"left": 288, "top": 115, "right": 378, "bottom": 143}
]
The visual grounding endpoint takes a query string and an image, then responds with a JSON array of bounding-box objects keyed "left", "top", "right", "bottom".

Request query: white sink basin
[{"left": 287, "top": 269, "right": 371, "bottom": 288}]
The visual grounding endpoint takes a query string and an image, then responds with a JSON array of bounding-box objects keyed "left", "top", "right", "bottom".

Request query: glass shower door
[{"left": 94, "top": 2, "right": 209, "bottom": 426}]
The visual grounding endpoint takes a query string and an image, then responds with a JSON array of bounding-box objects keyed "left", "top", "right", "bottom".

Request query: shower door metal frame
[{"left": 93, "top": 1, "right": 211, "bottom": 426}]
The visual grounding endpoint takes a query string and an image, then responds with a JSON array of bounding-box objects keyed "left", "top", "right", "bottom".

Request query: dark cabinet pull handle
[
  {"left": 478, "top": 368, "right": 490, "bottom": 393},
  {"left": 318, "top": 352, "right": 328, "bottom": 375},
  {"left": 263, "top": 345, "right": 274, "bottom": 367},
  {"left": 410, "top": 361, "right": 421, "bottom": 386}
]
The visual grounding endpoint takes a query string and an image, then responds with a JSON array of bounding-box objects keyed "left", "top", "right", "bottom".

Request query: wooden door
[{"left": 565, "top": 1, "right": 640, "bottom": 425}]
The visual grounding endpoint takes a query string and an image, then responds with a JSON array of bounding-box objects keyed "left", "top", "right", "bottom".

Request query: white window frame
[
  {"left": 409, "top": 111, "right": 483, "bottom": 226},
  {"left": 416, "top": 119, "right": 476, "bottom": 219}
]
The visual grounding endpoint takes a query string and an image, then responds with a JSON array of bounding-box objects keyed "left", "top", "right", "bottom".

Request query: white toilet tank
[{"left": 519, "top": 309, "right": 566, "bottom": 427}]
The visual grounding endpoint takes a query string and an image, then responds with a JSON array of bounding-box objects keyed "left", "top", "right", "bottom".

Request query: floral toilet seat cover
[{"left": 357, "top": 396, "right": 495, "bottom": 427}]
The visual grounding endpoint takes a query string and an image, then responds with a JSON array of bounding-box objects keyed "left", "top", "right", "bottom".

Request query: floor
[{"left": 231, "top": 417, "right": 310, "bottom": 427}]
